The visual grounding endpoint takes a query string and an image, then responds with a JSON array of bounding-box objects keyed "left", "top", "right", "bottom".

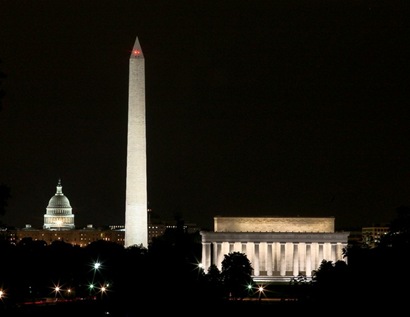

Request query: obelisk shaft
[{"left": 125, "top": 36, "right": 148, "bottom": 248}]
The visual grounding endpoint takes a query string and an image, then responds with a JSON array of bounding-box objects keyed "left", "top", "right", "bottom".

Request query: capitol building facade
[
  {"left": 13, "top": 180, "right": 125, "bottom": 247},
  {"left": 43, "top": 179, "right": 75, "bottom": 230}
]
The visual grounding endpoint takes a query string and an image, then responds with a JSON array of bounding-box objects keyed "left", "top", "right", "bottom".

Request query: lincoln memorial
[{"left": 200, "top": 216, "right": 349, "bottom": 282}]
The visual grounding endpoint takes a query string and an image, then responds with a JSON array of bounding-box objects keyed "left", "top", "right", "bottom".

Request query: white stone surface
[
  {"left": 125, "top": 37, "right": 148, "bottom": 248},
  {"left": 214, "top": 216, "right": 335, "bottom": 233}
]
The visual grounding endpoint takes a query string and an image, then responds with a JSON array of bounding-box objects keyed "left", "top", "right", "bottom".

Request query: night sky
[{"left": 0, "top": 0, "right": 409, "bottom": 231}]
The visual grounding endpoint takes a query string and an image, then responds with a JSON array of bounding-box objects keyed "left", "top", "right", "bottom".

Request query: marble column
[
  {"left": 306, "top": 242, "right": 312, "bottom": 277},
  {"left": 280, "top": 242, "right": 286, "bottom": 276},
  {"left": 215, "top": 242, "right": 223, "bottom": 270},
  {"left": 318, "top": 242, "right": 324, "bottom": 266},
  {"left": 241, "top": 242, "right": 247, "bottom": 254},
  {"left": 254, "top": 242, "right": 260, "bottom": 276},
  {"left": 266, "top": 242, "right": 273, "bottom": 276},
  {"left": 293, "top": 243, "right": 299, "bottom": 276},
  {"left": 202, "top": 242, "right": 211, "bottom": 272},
  {"left": 331, "top": 242, "right": 337, "bottom": 262}
]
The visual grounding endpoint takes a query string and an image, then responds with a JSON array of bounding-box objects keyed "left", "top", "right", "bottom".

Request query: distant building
[
  {"left": 43, "top": 179, "right": 75, "bottom": 230},
  {"left": 200, "top": 216, "right": 349, "bottom": 283},
  {"left": 362, "top": 225, "right": 390, "bottom": 248},
  {"left": 0, "top": 226, "right": 16, "bottom": 244},
  {"left": 18, "top": 224, "right": 125, "bottom": 247},
  {"left": 148, "top": 221, "right": 201, "bottom": 244},
  {"left": 148, "top": 223, "right": 167, "bottom": 243},
  {"left": 147, "top": 206, "right": 200, "bottom": 243}
]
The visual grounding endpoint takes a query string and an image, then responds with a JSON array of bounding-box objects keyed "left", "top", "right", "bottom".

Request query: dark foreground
[
  {"left": 2, "top": 297, "right": 401, "bottom": 317},
  {"left": 0, "top": 299, "right": 331, "bottom": 317}
]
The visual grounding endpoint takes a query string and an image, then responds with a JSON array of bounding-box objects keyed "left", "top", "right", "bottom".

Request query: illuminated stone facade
[
  {"left": 214, "top": 216, "right": 334, "bottom": 233},
  {"left": 125, "top": 36, "right": 148, "bottom": 248},
  {"left": 201, "top": 216, "right": 349, "bottom": 282},
  {"left": 43, "top": 180, "right": 75, "bottom": 230}
]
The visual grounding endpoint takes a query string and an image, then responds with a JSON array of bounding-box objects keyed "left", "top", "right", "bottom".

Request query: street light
[
  {"left": 195, "top": 262, "right": 206, "bottom": 277},
  {"left": 246, "top": 283, "right": 253, "bottom": 295},
  {"left": 99, "top": 284, "right": 108, "bottom": 295},
  {"left": 66, "top": 288, "right": 72, "bottom": 299},
  {"left": 90, "top": 260, "right": 102, "bottom": 283},
  {"left": 93, "top": 262, "right": 101, "bottom": 271},
  {"left": 53, "top": 284, "right": 62, "bottom": 301},
  {"left": 88, "top": 283, "right": 95, "bottom": 290},
  {"left": 258, "top": 285, "right": 265, "bottom": 302}
]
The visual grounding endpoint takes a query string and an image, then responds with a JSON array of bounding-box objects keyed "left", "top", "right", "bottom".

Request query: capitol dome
[
  {"left": 47, "top": 187, "right": 71, "bottom": 208},
  {"left": 43, "top": 179, "right": 75, "bottom": 230}
]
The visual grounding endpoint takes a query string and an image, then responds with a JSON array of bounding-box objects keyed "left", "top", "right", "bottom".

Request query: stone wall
[{"left": 214, "top": 216, "right": 335, "bottom": 233}]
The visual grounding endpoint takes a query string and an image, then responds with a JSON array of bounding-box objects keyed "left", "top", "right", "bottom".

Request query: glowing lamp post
[
  {"left": 258, "top": 285, "right": 265, "bottom": 302},
  {"left": 92, "top": 261, "right": 101, "bottom": 282},
  {"left": 53, "top": 285, "right": 61, "bottom": 301},
  {"left": 88, "top": 283, "right": 98, "bottom": 300},
  {"left": 247, "top": 284, "right": 253, "bottom": 297},
  {"left": 99, "top": 284, "right": 108, "bottom": 298}
]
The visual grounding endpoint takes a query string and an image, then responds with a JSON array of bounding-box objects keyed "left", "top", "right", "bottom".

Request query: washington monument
[{"left": 125, "top": 36, "right": 148, "bottom": 248}]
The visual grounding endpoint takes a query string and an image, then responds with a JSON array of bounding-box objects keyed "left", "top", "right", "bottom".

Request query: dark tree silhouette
[
  {"left": 220, "top": 251, "right": 253, "bottom": 300},
  {"left": 311, "top": 259, "right": 349, "bottom": 304},
  {"left": 206, "top": 263, "right": 222, "bottom": 282},
  {"left": 203, "top": 264, "right": 224, "bottom": 300},
  {"left": 289, "top": 273, "right": 311, "bottom": 301}
]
